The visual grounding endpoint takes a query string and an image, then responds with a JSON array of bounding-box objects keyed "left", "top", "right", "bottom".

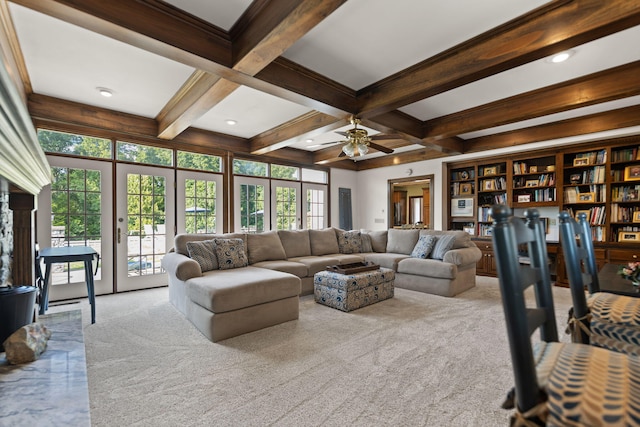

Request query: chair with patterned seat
[
  {"left": 491, "top": 205, "right": 640, "bottom": 425},
  {"left": 559, "top": 210, "right": 640, "bottom": 356}
]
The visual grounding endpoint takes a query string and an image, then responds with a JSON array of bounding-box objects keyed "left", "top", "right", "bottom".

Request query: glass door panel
[
  {"left": 116, "top": 164, "right": 174, "bottom": 291},
  {"left": 234, "top": 177, "right": 269, "bottom": 233},
  {"left": 303, "top": 183, "right": 328, "bottom": 229},
  {"left": 37, "top": 156, "right": 113, "bottom": 301},
  {"left": 271, "top": 180, "right": 301, "bottom": 230},
  {"left": 176, "top": 170, "right": 223, "bottom": 234}
]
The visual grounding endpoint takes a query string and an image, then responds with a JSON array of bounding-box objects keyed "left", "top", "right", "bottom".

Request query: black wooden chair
[
  {"left": 559, "top": 210, "right": 640, "bottom": 356},
  {"left": 491, "top": 205, "right": 640, "bottom": 425}
]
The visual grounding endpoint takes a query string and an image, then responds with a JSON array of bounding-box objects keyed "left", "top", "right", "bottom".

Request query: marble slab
[{"left": 0, "top": 310, "right": 90, "bottom": 426}]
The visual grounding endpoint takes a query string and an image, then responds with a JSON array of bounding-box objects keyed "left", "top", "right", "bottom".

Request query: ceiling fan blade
[
  {"left": 338, "top": 150, "right": 347, "bottom": 157},
  {"left": 370, "top": 134, "right": 402, "bottom": 141},
  {"left": 369, "top": 142, "right": 394, "bottom": 154},
  {"left": 335, "top": 131, "right": 349, "bottom": 137}
]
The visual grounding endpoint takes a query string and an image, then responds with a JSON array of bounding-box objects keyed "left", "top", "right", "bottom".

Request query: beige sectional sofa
[{"left": 161, "top": 228, "right": 481, "bottom": 342}]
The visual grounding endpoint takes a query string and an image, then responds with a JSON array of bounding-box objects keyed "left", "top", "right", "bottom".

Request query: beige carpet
[{"left": 66, "top": 276, "right": 572, "bottom": 426}]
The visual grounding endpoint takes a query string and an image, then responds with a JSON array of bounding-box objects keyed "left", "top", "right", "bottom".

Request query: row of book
[
  {"left": 479, "top": 177, "right": 507, "bottom": 191},
  {"left": 563, "top": 184, "right": 606, "bottom": 203},
  {"left": 477, "top": 207, "right": 493, "bottom": 222},
  {"left": 572, "top": 149, "right": 607, "bottom": 165},
  {"left": 610, "top": 204, "right": 640, "bottom": 223},
  {"left": 566, "top": 166, "right": 605, "bottom": 184},
  {"left": 513, "top": 174, "right": 555, "bottom": 188},
  {"left": 566, "top": 206, "right": 606, "bottom": 226},
  {"left": 479, "top": 193, "right": 507, "bottom": 206},
  {"left": 514, "top": 188, "right": 557, "bottom": 202},
  {"left": 611, "top": 185, "right": 640, "bottom": 202},
  {"left": 611, "top": 146, "right": 640, "bottom": 162}
]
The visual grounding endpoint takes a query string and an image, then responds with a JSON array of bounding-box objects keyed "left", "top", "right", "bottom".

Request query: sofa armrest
[
  {"left": 162, "top": 252, "right": 202, "bottom": 281},
  {"left": 443, "top": 246, "right": 482, "bottom": 266}
]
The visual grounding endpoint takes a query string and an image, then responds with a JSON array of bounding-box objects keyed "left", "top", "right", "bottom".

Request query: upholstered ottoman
[{"left": 314, "top": 267, "right": 395, "bottom": 312}]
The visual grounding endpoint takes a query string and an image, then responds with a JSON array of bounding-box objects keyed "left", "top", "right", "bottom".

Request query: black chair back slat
[{"left": 491, "top": 205, "right": 558, "bottom": 414}]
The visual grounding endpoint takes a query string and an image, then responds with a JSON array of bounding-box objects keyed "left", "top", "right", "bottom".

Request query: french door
[
  {"left": 37, "top": 156, "right": 114, "bottom": 301},
  {"left": 271, "top": 180, "right": 302, "bottom": 230},
  {"left": 303, "top": 183, "right": 328, "bottom": 229},
  {"left": 176, "top": 170, "right": 223, "bottom": 234},
  {"left": 234, "top": 176, "right": 270, "bottom": 232},
  {"left": 115, "top": 164, "right": 175, "bottom": 291}
]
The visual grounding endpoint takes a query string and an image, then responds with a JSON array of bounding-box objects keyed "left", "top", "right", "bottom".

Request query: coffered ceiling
[{"left": 2, "top": 0, "right": 640, "bottom": 170}]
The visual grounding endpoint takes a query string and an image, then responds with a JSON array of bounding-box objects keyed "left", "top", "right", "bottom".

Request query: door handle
[{"left": 117, "top": 227, "right": 121, "bottom": 244}]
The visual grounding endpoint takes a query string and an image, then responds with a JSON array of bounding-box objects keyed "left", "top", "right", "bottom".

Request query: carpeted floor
[{"left": 64, "top": 276, "right": 572, "bottom": 426}]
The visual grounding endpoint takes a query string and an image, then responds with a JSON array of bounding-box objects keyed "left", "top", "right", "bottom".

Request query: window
[
  {"left": 238, "top": 181, "right": 266, "bottom": 233},
  {"left": 233, "top": 159, "right": 268, "bottom": 177},
  {"left": 184, "top": 178, "right": 217, "bottom": 233},
  {"left": 177, "top": 151, "right": 222, "bottom": 172},
  {"left": 38, "top": 129, "right": 111, "bottom": 159},
  {"left": 117, "top": 141, "right": 173, "bottom": 166},
  {"left": 271, "top": 164, "right": 299, "bottom": 180},
  {"left": 302, "top": 168, "right": 327, "bottom": 184}
]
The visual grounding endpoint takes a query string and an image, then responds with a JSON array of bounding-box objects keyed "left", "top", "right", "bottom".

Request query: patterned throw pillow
[
  {"left": 337, "top": 230, "right": 362, "bottom": 254},
  {"left": 430, "top": 234, "right": 457, "bottom": 260},
  {"left": 214, "top": 238, "right": 248, "bottom": 270},
  {"left": 410, "top": 235, "right": 437, "bottom": 259},
  {"left": 186, "top": 239, "right": 218, "bottom": 271}
]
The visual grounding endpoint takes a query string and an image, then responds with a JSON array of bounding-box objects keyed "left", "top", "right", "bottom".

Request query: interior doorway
[{"left": 388, "top": 175, "right": 434, "bottom": 228}]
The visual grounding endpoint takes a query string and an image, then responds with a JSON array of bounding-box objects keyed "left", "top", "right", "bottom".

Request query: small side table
[{"left": 38, "top": 246, "right": 99, "bottom": 323}]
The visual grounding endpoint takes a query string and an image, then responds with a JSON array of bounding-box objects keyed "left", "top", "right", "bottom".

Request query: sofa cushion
[
  {"left": 397, "top": 257, "right": 457, "bottom": 279},
  {"left": 336, "top": 229, "right": 362, "bottom": 254},
  {"left": 420, "top": 229, "right": 472, "bottom": 249},
  {"left": 175, "top": 232, "right": 245, "bottom": 256},
  {"left": 247, "top": 231, "right": 287, "bottom": 264},
  {"left": 214, "top": 238, "right": 248, "bottom": 270},
  {"left": 431, "top": 234, "right": 457, "bottom": 260},
  {"left": 410, "top": 235, "right": 437, "bottom": 259},
  {"left": 368, "top": 231, "right": 388, "bottom": 253},
  {"left": 386, "top": 229, "right": 420, "bottom": 255},
  {"left": 362, "top": 252, "right": 409, "bottom": 270},
  {"left": 289, "top": 255, "right": 339, "bottom": 275},
  {"left": 309, "top": 228, "right": 339, "bottom": 255},
  {"left": 186, "top": 266, "right": 300, "bottom": 313},
  {"left": 360, "top": 233, "right": 373, "bottom": 253},
  {"left": 186, "top": 239, "right": 218, "bottom": 271},
  {"left": 278, "top": 229, "right": 311, "bottom": 258},
  {"left": 251, "top": 260, "right": 308, "bottom": 278}
]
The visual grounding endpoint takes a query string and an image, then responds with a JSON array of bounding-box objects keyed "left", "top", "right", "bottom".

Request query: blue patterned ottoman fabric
[
  {"left": 588, "top": 292, "right": 640, "bottom": 356},
  {"left": 314, "top": 268, "right": 395, "bottom": 312},
  {"left": 526, "top": 341, "right": 640, "bottom": 426}
]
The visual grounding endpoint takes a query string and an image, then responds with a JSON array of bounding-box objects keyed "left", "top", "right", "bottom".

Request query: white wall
[{"left": 347, "top": 126, "right": 640, "bottom": 231}]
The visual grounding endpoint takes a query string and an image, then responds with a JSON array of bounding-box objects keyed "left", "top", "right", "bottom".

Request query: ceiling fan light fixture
[
  {"left": 357, "top": 143, "right": 369, "bottom": 156},
  {"left": 342, "top": 142, "right": 355, "bottom": 157}
]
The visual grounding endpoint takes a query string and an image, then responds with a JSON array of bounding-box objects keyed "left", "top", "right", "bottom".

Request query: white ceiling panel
[
  {"left": 400, "top": 25, "right": 640, "bottom": 121},
  {"left": 193, "top": 85, "right": 312, "bottom": 138},
  {"left": 9, "top": 3, "right": 195, "bottom": 118},
  {"left": 282, "top": 0, "right": 548, "bottom": 90},
  {"left": 162, "top": 0, "right": 253, "bottom": 31}
]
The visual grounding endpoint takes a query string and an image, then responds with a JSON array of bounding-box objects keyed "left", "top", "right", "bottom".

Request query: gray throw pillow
[
  {"left": 186, "top": 239, "right": 218, "bottom": 271},
  {"left": 214, "top": 238, "right": 248, "bottom": 270},
  {"left": 410, "top": 235, "right": 437, "bottom": 259},
  {"left": 337, "top": 230, "right": 362, "bottom": 254},
  {"left": 430, "top": 234, "right": 457, "bottom": 260},
  {"left": 360, "top": 233, "right": 373, "bottom": 253}
]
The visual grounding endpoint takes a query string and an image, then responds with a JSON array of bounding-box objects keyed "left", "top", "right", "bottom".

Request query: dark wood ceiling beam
[
  {"left": 357, "top": 0, "right": 640, "bottom": 117},
  {"left": 0, "top": 0, "right": 31, "bottom": 102},
  {"left": 156, "top": 0, "right": 347, "bottom": 139},
  {"left": 356, "top": 149, "right": 449, "bottom": 171},
  {"left": 464, "top": 104, "right": 640, "bottom": 153},
  {"left": 424, "top": 61, "right": 640, "bottom": 139},
  {"left": 250, "top": 112, "right": 348, "bottom": 155}
]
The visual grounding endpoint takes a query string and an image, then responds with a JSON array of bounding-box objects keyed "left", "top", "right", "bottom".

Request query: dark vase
[{"left": 0, "top": 285, "right": 37, "bottom": 351}]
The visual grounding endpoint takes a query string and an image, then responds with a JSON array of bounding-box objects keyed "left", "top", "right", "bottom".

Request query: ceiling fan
[{"left": 318, "top": 117, "right": 398, "bottom": 159}]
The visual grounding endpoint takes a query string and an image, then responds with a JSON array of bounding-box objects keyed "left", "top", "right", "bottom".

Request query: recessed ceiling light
[
  {"left": 225, "top": 119, "right": 237, "bottom": 126},
  {"left": 96, "top": 87, "right": 113, "bottom": 97},
  {"left": 549, "top": 50, "right": 574, "bottom": 63},
  {"left": 305, "top": 139, "right": 314, "bottom": 143}
]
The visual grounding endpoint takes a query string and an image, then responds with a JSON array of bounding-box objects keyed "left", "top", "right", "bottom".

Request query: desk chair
[
  {"left": 491, "top": 205, "right": 640, "bottom": 425},
  {"left": 559, "top": 211, "right": 640, "bottom": 356}
]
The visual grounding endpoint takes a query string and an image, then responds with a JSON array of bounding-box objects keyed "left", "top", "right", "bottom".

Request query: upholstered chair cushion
[
  {"left": 186, "top": 239, "right": 218, "bottom": 271},
  {"left": 278, "top": 229, "right": 311, "bottom": 258},
  {"left": 246, "top": 231, "right": 287, "bottom": 264},
  {"left": 410, "top": 234, "right": 437, "bottom": 259},
  {"left": 587, "top": 292, "right": 640, "bottom": 356},
  {"left": 367, "top": 231, "right": 388, "bottom": 253},
  {"left": 309, "top": 228, "right": 339, "bottom": 255},
  {"left": 214, "top": 238, "right": 248, "bottom": 270},
  {"left": 336, "top": 230, "right": 362, "bottom": 254}
]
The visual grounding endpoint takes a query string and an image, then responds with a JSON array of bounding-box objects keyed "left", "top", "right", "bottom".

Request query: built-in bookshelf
[
  {"left": 512, "top": 155, "right": 557, "bottom": 208},
  {"left": 610, "top": 144, "right": 640, "bottom": 243}
]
